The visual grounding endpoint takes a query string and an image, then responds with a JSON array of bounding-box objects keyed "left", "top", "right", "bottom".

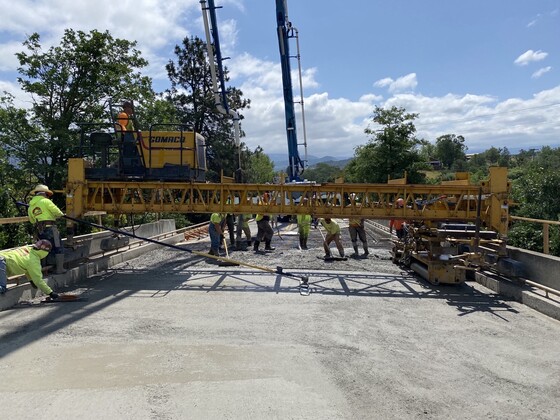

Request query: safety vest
[
  {"left": 210, "top": 213, "right": 224, "bottom": 224},
  {"left": 0, "top": 246, "right": 52, "bottom": 294},
  {"left": 28, "top": 195, "right": 64, "bottom": 224},
  {"left": 297, "top": 214, "right": 312, "bottom": 226},
  {"left": 320, "top": 219, "right": 340, "bottom": 235}
]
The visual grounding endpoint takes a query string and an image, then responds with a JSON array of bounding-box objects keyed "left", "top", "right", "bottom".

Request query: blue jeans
[
  {"left": 209, "top": 223, "right": 221, "bottom": 251},
  {"left": 0, "top": 255, "right": 7, "bottom": 292}
]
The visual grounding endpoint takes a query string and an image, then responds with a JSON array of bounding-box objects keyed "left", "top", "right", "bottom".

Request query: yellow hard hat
[{"left": 31, "top": 184, "right": 53, "bottom": 196}]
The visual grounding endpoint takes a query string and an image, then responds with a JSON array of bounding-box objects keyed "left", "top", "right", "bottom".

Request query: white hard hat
[{"left": 31, "top": 184, "right": 53, "bottom": 196}]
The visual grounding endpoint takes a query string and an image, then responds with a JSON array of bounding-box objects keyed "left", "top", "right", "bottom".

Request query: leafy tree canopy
[
  {"left": 0, "top": 29, "right": 152, "bottom": 192},
  {"left": 165, "top": 36, "right": 251, "bottom": 181},
  {"left": 345, "top": 106, "right": 426, "bottom": 183}
]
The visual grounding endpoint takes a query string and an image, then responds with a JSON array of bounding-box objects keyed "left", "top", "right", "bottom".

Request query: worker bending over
[
  {"left": 0, "top": 240, "right": 59, "bottom": 299},
  {"left": 254, "top": 214, "right": 275, "bottom": 252},
  {"left": 27, "top": 184, "right": 66, "bottom": 274},
  {"left": 319, "top": 218, "right": 345, "bottom": 259}
]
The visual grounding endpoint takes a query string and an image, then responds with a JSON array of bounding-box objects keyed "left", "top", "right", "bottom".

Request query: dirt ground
[{"left": 1, "top": 219, "right": 559, "bottom": 419}]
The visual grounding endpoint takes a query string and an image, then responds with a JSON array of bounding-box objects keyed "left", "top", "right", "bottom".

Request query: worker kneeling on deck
[
  {"left": 0, "top": 240, "right": 59, "bottom": 299},
  {"left": 27, "top": 184, "right": 66, "bottom": 274},
  {"left": 319, "top": 218, "right": 345, "bottom": 259}
]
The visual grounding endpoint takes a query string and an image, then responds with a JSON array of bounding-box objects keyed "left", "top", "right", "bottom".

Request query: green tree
[
  {"left": 0, "top": 29, "right": 152, "bottom": 192},
  {"left": 165, "top": 36, "right": 251, "bottom": 182},
  {"left": 304, "top": 162, "right": 342, "bottom": 183},
  {"left": 345, "top": 106, "right": 426, "bottom": 183},
  {"left": 245, "top": 147, "right": 275, "bottom": 183},
  {"left": 509, "top": 146, "right": 560, "bottom": 255},
  {"left": 435, "top": 134, "right": 467, "bottom": 169}
]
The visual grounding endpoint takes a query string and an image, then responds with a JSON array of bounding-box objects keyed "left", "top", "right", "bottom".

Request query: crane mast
[
  {"left": 200, "top": 0, "right": 242, "bottom": 174},
  {"left": 276, "top": 0, "right": 307, "bottom": 181}
]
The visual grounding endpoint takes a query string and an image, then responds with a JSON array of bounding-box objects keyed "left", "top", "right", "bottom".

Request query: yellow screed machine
[{"left": 65, "top": 154, "right": 515, "bottom": 284}]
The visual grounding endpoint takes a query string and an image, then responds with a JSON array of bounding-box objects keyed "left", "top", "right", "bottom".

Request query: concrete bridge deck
[{"left": 1, "top": 220, "right": 560, "bottom": 419}]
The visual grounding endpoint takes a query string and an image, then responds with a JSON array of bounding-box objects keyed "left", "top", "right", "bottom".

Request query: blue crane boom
[{"left": 276, "top": 0, "right": 306, "bottom": 181}]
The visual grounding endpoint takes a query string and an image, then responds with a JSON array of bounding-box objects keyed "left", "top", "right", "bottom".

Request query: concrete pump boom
[
  {"left": 200, "top": 0, "right": 242, "bottom": 170},
  {"left": 276, "top": 0, "right": 307, "bottom": 181}
]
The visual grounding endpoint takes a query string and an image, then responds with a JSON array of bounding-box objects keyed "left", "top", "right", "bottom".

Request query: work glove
[{"left": 49, "top": 292, "right": 59, "bottom": 300}]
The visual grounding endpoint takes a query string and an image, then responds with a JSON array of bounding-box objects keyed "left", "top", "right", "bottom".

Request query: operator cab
[{"left": 77, "top": 100, "right": 207, "bottom": 181}]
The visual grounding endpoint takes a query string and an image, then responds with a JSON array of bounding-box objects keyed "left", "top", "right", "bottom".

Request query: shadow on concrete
[{"left": 0, "top": 253, "right": 518, "bottom": 361}]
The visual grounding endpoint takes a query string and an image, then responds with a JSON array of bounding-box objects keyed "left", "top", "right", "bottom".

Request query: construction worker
[
  {"left": 27, "top": 184, "right": 66, "bottom": 274},
  {"left": 235, "top": 214, "right": 252, "bottom": 250},
  {"left": 319, "top": 218, "right": 345, "bottom": 259},
  {"left": 297, "top": 213, "right": 312, "bottom": 250},
  {"left": 349, "top": 217, "right": 369, "bottom": 257},
  {"left": 208, "top": 213, "right": 225, "bottom": 256},
  {"left": 0, "top": 239, "right": 59, "bottom": 299},
  {"left": 390, "top": 198, "right": 407, "bottom": 240},
  {"left": 254, "top": 214, "right": 275, "bottom": 252},
  {"left": 117, "top": 101, "right": 135, "bottom": 132}
]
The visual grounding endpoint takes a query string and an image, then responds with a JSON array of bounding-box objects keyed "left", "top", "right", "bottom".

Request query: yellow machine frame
[{"left": 67, "top": 160, "right": 509, "bottom": 233}]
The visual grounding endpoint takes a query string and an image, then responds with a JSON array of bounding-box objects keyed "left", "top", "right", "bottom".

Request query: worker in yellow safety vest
[
  {"left": 297, "top": 213, "right": 312, "bottom": 250},
  {"left": 0, "top": 240, "right": 59, "bottom": 298},
  {"left": 27, "top": 184, "right": 66, "bottom": 274},
  {"left": 319, "top": 218, "right": 345, "bottom": 259},
  {"left": 235, "top": 214, "right": 253, "bottom": 250},
  {"left": 208, "top": 213, "right": 226, "bottom": 256}
]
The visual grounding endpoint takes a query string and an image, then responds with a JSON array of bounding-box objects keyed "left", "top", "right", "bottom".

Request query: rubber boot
[
  {"left": 265, "top": 240, "right": 275, "bottom": 251},
  {"left": 253, "top": 240, "right": 260, "bottom": 251},
  {"left": 302, "top": 238, "right": 308, "bottom": 250},
  {"left": 363, "top": 245, "right": 369, "bottom": 256},
  {"left": 352, "top": 244, "right": 359, "bottom": 256},
  {"left": 299, "top": 236, "right": 304, "bottom": 250},
  {"left": 55, "top": 254, "right": 66, "bottom": 274}
]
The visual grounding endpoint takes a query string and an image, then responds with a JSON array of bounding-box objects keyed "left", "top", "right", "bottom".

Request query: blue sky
[{"left": 1, "top": 0, "right": 559, "bottom": 160}]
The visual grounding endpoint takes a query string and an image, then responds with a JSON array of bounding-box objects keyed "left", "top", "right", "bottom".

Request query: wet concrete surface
[{"left": 1, "top": 220, "right": 560, "bottom": 419}]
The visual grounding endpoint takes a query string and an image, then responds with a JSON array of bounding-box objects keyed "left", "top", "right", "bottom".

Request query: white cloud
[
  {"left": 532, "top": 66, "right": 552, "bottom": 79},
  {"left": 1, "top": 1, "right": 559, "bottom": 160},
  {"left": 374, "top": 73, "right": 417, "bottom": 93},
  {"left": 514, "top": 49, "right": 548, "bottom": 66}
]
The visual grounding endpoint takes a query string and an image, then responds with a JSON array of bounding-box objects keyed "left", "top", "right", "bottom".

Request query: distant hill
[{"left": 268, "top": 153, "right": 352, "bottom": 170}]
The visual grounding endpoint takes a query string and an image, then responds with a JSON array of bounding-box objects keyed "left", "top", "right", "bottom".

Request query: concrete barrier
[{"left": 507, "top": 246, "right": 560, "bottom": 290}]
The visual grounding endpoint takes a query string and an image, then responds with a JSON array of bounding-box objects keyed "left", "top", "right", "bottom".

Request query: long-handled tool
[
  {"left": 17, "top": 203, "right": 311, "bottom": 294},
  {"left": 218, "top": 237, "right": 240, "bottom": 266}
]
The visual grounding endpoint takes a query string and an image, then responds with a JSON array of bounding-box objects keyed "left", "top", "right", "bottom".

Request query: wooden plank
[{"left": 0, "top": 216, "right": 28, "bottom": 225}]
